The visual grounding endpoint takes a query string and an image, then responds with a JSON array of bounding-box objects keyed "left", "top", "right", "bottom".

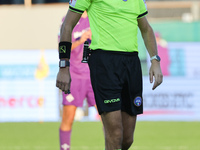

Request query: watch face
[
  {"left": 59, "top": 60, "right": 70, "bottom": 68},
  {"left": 60, "top": 60, "right": 66, "bottom": 67},
  {"left": 156, "top": 55, "right": 161, "bottom": 62},
  {"left": 59, "top": 60, "right": 66, "bottom": 68}
]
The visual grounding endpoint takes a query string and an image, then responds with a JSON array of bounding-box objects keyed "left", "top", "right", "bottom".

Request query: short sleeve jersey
[{"left": 69, "top": 0, "right": 148, "bottom": 52}]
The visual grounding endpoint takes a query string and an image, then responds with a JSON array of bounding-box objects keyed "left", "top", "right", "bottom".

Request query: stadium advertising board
[
  {"left": 0, "top": 50, "right": 59, "bottom": 122},
  {"left": 0, "top": 42, "right": 200, "bottom": 122},
  {"left": 139, "top": 77, "right": 200, "bottom": 121},
  {"left": 138, "top": 42, "right": 200, "bottom": 121}
]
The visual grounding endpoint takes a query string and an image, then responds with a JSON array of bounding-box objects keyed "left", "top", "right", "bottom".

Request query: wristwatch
[
  {"left": 150, "top": 55, "right": 161, "bottom": 62},
  {"left": 59, "top": 60, "right": 70, "bottom": 68}
]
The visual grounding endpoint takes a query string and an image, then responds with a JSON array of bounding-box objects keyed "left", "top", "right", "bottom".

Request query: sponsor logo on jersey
[
  {"left": 134, "top": 96, "right": 142, "bottom": 107},
  {"left": 66, "top": 94, "right": 74, "bottom": 103},
  {"left": 74, "top": 27, "right": 90, "bottom": 39}
]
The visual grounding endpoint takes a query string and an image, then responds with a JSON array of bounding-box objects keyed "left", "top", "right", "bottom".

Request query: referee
[{"left": 56, "top": 0, "right": 163, "bottom": 150}]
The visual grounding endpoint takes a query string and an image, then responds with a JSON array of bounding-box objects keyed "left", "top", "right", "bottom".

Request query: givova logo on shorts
[{"left": 104, "top": 98, "right": 120, "bottom": 104}]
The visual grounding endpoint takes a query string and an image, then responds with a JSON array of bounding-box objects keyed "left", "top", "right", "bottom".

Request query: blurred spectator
[{"left": 155, "top": 32, "right": 170, "bottom": 76}]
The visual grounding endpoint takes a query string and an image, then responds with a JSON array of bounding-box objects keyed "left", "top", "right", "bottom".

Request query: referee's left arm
[{"left": 138, "top": 16, "right": 163, "bottom": 90}]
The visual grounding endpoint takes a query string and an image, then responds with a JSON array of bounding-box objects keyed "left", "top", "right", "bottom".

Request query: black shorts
[{"left": 88, "top": 49, "right": 143, "bottom": 116}]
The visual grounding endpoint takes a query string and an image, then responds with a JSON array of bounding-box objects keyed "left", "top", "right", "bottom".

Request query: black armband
[{"left": 59, "top": 42, "right": 72, "bottom": 59}]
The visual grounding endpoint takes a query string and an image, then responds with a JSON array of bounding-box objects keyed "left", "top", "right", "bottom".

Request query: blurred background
[{"left": 0, "top": 0, "right": 200, "bottom": 150}]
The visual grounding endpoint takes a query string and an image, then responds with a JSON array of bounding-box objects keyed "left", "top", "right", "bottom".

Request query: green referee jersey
[{"left": 69, "top": 0, "right": 148, "bottom": 52}]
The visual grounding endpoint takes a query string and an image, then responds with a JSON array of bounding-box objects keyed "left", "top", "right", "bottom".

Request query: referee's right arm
[
  {"left": 56, "top": 10, "right": 82, "bottom": 94},
  {"left": 60, "top": 10, "right": 82, "bottom": 43}
]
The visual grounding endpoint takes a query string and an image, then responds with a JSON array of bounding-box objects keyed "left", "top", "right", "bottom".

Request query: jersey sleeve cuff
[
  {"left": 137, "top": 11, "right": 148, "bottom": 19},
  {"left": 69, "top": 6, "right": 84, "bottom": 14}
]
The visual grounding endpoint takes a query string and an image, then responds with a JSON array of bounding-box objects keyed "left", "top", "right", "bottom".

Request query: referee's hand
[
  {"left": 56, "top": 67, "right": 71, "bottom": 94},
  {"left": 149, "top": 60, "right": 163, "bottom": 90}
]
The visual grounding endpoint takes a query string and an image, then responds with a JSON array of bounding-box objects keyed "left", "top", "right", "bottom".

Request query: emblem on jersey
[
  {"left": 133, "top": 96, "right": 142, "bottom": 107},
  {"left": 66, "top": 94, "right": 74, "bottom": 103},
  {"left": 69, "top": 0, "right": 77, "bottom": 7}
]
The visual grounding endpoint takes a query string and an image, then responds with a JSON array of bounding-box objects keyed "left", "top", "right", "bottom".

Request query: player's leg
[
  {"left": 88, "top": 50, "right": 127, "bottom": 150},
  {"left": 60, "top": 105, "right": 77, "bottom": 131},
  {"left": 120, "top": 53, "right": 142, "bottom": 150},
  {"left": 59, "top": 78, "right": 83, "bottom": 150},
  {"left": 59, "top": 105, "right": 77, "bottom": 150},
  {"left": 121, "top": 112, "right": 137, "bottom": 150},
  {"left": 86, "top": 78, "right": 101, "bottom": 120},
  {"left": 101, "top": 110, "right": 123, "bottom": 150},
  {"left": 86, "top": 79, "right": 122, "bottom": 149}
]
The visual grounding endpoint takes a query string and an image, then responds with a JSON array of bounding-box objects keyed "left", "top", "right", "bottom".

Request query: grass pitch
[{"left": 0, "top": 121, "right": 200, "bottom": 150}]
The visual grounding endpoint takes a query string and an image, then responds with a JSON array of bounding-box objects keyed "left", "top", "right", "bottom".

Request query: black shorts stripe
[
  {"left": 137, "top": 11, "right": 148, "bottom": 18},
  {"left": 69, "top": 6, "right": 84, "bottom": 14}
]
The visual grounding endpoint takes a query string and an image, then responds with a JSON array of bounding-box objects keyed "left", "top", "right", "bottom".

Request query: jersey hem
[{"left": 91, "top": 49, "right": 139, "bottom": 53}]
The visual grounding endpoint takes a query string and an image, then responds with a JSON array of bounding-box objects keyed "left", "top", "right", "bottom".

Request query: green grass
[{"left": 0, "top": 121, "right": 200, "bottom": 150}]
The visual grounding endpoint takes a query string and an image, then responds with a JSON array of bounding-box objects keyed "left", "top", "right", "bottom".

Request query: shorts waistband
[{"left": 91, "top": 49, "right": 138, "bottom": 56}]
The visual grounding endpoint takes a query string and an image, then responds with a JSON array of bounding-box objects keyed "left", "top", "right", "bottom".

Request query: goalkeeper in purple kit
[{"left": 56, "top": 0, "right": 163, "bottom": 149}]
